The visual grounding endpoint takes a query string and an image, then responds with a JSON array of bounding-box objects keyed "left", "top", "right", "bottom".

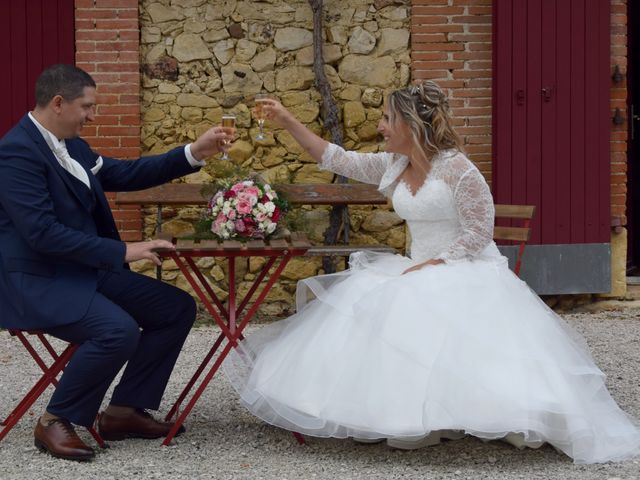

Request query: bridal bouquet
[{"left": 206, "top": 178, "right": 287, "bottom": 240}]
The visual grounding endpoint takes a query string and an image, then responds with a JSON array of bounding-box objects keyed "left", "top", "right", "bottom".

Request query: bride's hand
[
  {"left": 402, "top": 258, "right": 444, "bottom": 275},
  {"left": 261, "top": 99, "right": 295, "bottom": 128}
]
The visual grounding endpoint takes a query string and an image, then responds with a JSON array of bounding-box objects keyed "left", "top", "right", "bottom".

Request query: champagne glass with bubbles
[
  {"left": 254, "top": 93, "right": 269, "bottom": 141},
  {"left": 220, "top": 114, "right": 236, "bottom": 160}
]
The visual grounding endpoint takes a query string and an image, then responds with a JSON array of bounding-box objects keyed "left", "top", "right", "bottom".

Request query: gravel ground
[{"left": 1, "top": 310, "right": 639, "bottom": 480}]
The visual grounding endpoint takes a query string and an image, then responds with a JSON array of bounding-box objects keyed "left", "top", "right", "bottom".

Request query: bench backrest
[
  {"left": 494, "top": 204, "right": 535, "bottom": 276},
  {"left": 116, "top": 185, "right": 535, "bottom": 275}
]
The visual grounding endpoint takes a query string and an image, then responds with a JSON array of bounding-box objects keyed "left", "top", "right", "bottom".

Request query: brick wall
[
  {"left": 611, "top": 0, "right": 628, "bottom": 223},
  {"left": 74, "top": 0, "right": 142, "bottom": 241},
  {"left": 411, "top": 0, "right": 494, "bottom": 182}
]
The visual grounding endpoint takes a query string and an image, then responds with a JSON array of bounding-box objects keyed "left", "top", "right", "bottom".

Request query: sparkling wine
[
  {"left": 254, "top": 98, "right": 268, "bottom": 122},
  {"left": 254, "top": 94, "right": 269, "bottom": 141},
  {"left": 222, "top": 114, "right": 236, "bottom": 129},
  {"left": 220, "top": 114, "right": 236, "bottom": 160}
]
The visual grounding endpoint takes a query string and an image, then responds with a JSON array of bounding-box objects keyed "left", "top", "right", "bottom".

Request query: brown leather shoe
[
  {"left": 98, "top": 409, "right": 185, "bottom": 441},
  {"left": 34, "top": 418, "right": 95, "bottom": 461}
]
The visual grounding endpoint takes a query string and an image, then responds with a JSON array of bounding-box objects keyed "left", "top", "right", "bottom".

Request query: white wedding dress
[{"left": 223, "top": 145, "right": 640, "bottom": 464}]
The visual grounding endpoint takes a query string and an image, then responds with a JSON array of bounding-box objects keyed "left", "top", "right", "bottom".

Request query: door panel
[
  {"left": 1, "top": 0, "right": 75, "bottom": 138},
  {"left": 493, "top": 0, "right": 611, "bottom": 245}
]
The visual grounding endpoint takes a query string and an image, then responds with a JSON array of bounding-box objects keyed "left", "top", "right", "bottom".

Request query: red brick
[
  {"left": 76, "top": 30, "right": 119, "bottom": 41},
  {"left": 410, "top": 15, "right": 449, "bottom": 24},
  {"left": 412, "top": 61, "right": 465, "bottom": 70},
  {"left": 95, "top": 19, "right": 138, "bottom": 30},
  {"left": 99, "top": 126, "right": 140, "bottom": 136},
  {"left": 100, "top": 41, "right": 139, "bottom": 52},
  {"left": 413, "top": 42, "right": 465, "bottom": 50},
  {"left": 452, "top": 51, "right": 492, "bottom": 61},
  {"left": 96, "top": 62, "right": 140, "bottom": 73},
  {"left": 412, "top": 6, "right": 464, "bottom": 15},
  {"left": 468, "top": 6, "right": 492, "bottom": 15},
  {"left": 100, "top": 147, "right": 141, "bottom": 158},
  {"left": 411, "top": 24, "right": 464, "bottom": 33},
  {"left": 118, "top": 231, "right": 143, "bottom": 241},
  {"left": 95, "top": 0, "right": 138, "bottom": 7},
  {"left": 411, "top": 51, "right": 448, "bottom": 61},
  {"left": 121, "top": 137, "right": 142, "bottom": 147},
  {"left": 98, "top": 105, "right": 140, "bottom": 115},
  {"left": 76, "top": 51, "right": 120, "bottom": 63},
  {"left": 410, "top": 33, "right": 447, "bottom": 43}
]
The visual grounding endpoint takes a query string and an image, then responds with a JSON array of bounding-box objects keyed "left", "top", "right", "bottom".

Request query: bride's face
[{"left": 378, "top": 104, "right": 412, "bottom": 156}]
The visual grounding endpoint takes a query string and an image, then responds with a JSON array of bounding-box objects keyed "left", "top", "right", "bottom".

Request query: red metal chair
[
  {"left": 0, "top": 329, "right": 105, "bottom": 447},
  {"left": 493, "top": 204, "right": 536, "bottom": 277}
]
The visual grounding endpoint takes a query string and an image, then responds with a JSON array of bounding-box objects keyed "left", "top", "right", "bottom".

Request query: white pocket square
[{"left": 90, "top": 156, "right": 103, "bottom": 175}]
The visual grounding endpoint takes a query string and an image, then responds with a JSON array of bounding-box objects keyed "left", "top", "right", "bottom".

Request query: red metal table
[{"left": 158, "top": 234, "right": 311, "bottom": 445}]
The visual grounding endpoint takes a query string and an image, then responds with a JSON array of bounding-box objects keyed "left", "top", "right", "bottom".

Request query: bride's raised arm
[{"left": 262, "top": 99, "right": 393, "bottom": 185}]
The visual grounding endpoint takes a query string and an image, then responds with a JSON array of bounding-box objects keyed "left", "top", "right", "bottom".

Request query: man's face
[{"left": 54, "top": 86, "right": 96, "bottom": 139}]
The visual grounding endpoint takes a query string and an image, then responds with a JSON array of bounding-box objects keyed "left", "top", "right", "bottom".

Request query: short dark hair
[{"left": 35, "top": 64, "right": 96, "bottom": 108}]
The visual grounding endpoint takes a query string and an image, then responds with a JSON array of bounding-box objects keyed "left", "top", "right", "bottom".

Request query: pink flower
[
  {"left": 235, "top": 220, "right": 246, "bottom": 232},
  {"left": 236, "top": 199, "right": 252, "bottom": 215},
  {"left": 244, "top": 186, "right": 260, "bottom": 197},
  {"left": 227, "top": 209, "right": 236, "bottom": 220},
  {"left": 237, "top": 192, "right": 257, "bottom": 206},
  {"left": 230, "top": 182, "right": 245, "bottom": 193}
]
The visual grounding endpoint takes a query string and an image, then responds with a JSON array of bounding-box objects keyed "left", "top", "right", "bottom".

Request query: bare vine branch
[{"left": 308, "top": 0, "right": 349, "bottom": 273}]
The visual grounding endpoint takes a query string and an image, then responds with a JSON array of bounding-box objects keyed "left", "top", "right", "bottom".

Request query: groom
[{"left": 0, "top": 64, "right": 230, "bottom": 461}]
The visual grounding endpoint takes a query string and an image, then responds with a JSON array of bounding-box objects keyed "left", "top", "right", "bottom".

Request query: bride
[{"left": 222, "top": 80, "right": 640, "bottom": 464}]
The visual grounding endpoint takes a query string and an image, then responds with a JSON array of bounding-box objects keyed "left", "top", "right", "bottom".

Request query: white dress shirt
[{"left": 29, "top": 112, "right": 92, "bottom": 188}]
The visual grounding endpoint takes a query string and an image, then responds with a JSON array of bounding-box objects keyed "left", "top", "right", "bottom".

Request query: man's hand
[
  {"left": 402, "top": 258, "right": 444, "bottom": 275},
  {"left": 190, "top": 125, "right": 234, "bottom": 161},
  {"left": 125, "top": 239, "right": 175, "bottom": 266}
]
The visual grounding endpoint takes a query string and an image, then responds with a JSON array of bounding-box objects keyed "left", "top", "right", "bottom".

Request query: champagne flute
[
  {"left": 254, "top": 93, "right": 269, "bottom": 141},
  {"left": 220, "top": 114, "right": 236, "bottom": 160}
]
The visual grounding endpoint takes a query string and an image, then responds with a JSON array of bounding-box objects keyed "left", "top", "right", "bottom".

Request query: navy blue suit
[{"left": 0, "top": 115, "right": 198, "bottom": 426}]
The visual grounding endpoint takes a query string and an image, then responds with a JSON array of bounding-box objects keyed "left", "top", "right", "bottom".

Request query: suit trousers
[{"left": 43, "top": 269, "right": 196, "bottom": 427}]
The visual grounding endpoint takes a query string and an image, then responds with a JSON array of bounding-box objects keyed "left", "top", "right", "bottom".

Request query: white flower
[
  {"left": 266, "top": 222, "right": 277, "bottom": 234},
  {"left": 265, "top": 202, "right": 275, "bottom": 213},
  {"left": 216, "top": 196, "right": 224, "bottom": 207}
]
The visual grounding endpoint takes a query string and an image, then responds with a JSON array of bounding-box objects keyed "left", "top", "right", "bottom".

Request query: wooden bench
[{"left": 115, "top": 184, "right": 535, "bottom": 275}]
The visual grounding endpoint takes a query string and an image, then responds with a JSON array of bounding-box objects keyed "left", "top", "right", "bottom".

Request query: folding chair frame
[{"left": 0, "top": 330, "right": 105, "bottom": 447}]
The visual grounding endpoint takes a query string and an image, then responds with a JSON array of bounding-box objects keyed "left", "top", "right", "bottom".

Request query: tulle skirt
[{"left": 222, "top": 251, "right": 640, "bottom": 464}]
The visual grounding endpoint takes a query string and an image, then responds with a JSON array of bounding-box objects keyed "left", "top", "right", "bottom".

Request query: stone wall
[{"left": 138, "top": 0, "right": 411, "bottom": 315}]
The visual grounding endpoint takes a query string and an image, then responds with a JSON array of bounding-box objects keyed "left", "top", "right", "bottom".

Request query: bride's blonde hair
[{"left": 387, "top": 80, "right": 462, "bottom": 161}]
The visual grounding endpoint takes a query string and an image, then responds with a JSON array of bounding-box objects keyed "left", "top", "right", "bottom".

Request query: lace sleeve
[
  {"left": 319, "top": 143, "right": 393, "bottom": 185},
  {"left": 438, "top": 163, "right": 495, "bottom": 262}
]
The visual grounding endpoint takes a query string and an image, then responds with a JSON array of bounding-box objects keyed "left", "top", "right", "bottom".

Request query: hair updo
[{"left": 386, "top": 80, "right": 462, "bottom": 161}]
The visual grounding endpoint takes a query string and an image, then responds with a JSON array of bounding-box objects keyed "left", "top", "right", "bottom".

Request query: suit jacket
[{"left": 0, "top": 114, "right": 198, "bottom": 330}]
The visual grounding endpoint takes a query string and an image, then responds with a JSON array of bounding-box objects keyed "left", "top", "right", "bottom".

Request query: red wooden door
[
  {"left": 1, "top": 0, "right": 75, "bottom": 137},
  {"left": 493, "top": 0, "right": 611, "bottom": 245}
]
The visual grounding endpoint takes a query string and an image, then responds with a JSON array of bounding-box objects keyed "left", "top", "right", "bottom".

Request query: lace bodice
[{"left": 320, "top": 144, "right": 502, "bottom": 263}]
